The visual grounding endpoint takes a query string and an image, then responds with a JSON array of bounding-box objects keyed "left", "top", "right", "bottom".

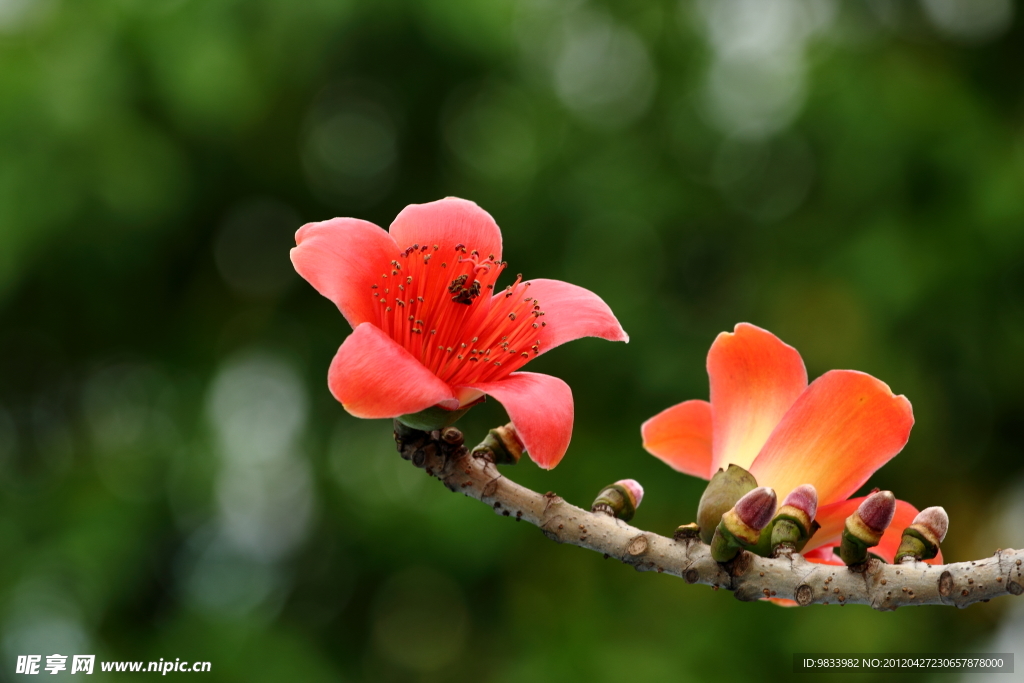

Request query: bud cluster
[
  {"left": 470, "top": 422, "right": 951, "bottom": 570},
  {"left": 680, "top": 465, "right": 951, "bottom": 568}
]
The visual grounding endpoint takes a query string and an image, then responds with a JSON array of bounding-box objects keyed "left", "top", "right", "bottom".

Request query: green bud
[
  {"left": 894, "top": 506, "right": 948, "bottom": 563},
  {"left": 748, "top": 525, "right": 774, "bottom": 557},
  {"left": 697, "top": 464, "right": 757, "bottom": 544},
  {"left": 771, "top": 519, "right": 803, "bottom": 553},
  {"left": 840, "top": 491, "right": 896, "bottom": 565},
  {"left": 839, "top": 527, "right": 871, "bottom": 565},
  {"left": 471, "top": 423, "right": 524, "bottom": 465},
  {"left": 591, "top": 479, "right": 644, "bottom": 521},
  {"left": 710, "top": 487, "right": 777, "bottom": 562},
  {"left": 770, "top": 484, "right": 819, "bottom": 556},
  {"left": 710, "top": 524, "right": 743, "bottom": 562}
]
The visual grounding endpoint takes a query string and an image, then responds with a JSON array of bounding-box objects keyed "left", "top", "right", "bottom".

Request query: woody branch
[{"left": 394, "top": 422, "right": 1024, "bottom": 611}]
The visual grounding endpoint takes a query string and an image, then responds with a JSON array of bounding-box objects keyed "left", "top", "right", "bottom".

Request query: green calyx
[
  {"left": 839, "top": 526, "right": 871, "bottom": 566},
  {"left": 697, "top": 465, "right": 757, "bottom": 545},
  {"left": 768, "top": 514, "right": 818, "bottom": 556},
  {"left": 710, "top": 523, "right": 744, "bottom": 562},
  {"left": 770, "top": 518, "right": 804, "bottom": 555},
  {"left": 591, "top": 484, "right": 636, "bottom": 521},
  {"left": 710, "top": 509, "right": 767, "bottom": 562},
  {"left": 396, "top": 404, "right": 474, "bottom": 431},
  {"left": 894, "top": 527, "right": 939, "bottom": 563}
]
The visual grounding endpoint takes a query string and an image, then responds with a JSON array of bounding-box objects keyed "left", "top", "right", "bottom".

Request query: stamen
[{"left": 377, "top": 242, "right": 549, "bottom": 385}]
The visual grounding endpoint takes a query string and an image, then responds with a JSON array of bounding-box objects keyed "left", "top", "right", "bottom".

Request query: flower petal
[
  {"left": 764, "top": 597, "right": 800, "bottom": 607},
  {"left": 708, "top": 323, "right": 808, "bottom": 473},
  {"left": 328, "top": 323, "right": 456, "bottom": 418},
  {"left": 520, "top": 278, "right": 629, "bottom": 353},
  {"left": 389, "top": 197, "right": 502, "bottom": 261},
  {"left": 641, "top": 400, "right": 714, "bottom": 479},
  {"left": 462, "top": 372, "right": 572, "bottom": 470},
  {"left": 749, "top": 369, "right": 914, "bottom": 505},
  {"left": 291, "top": 218, "right": 399, "bottom": 328},
  {"left": 805, "top": 497, "right": 943, "bottom": 565},
  {"left": 803, "top": 546, "right": 844, "bottom": 566}
]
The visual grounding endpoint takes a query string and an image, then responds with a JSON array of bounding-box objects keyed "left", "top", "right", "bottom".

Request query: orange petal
[
  {"left": 641, "top": 400, "right": 713, "bottom": 479},
  {"left": 805, "top": 497, "right": 943, "bottom": 565},
  {"left": 708, "top": 323, "right": 807, "bottom": 472},
  {"left": 328, "top": 323, "right": 456, "bottom": 418},
  {"left": 389, "top": 197, "right": 502, "bottom": 261},
  {"left": 748, "top": 370, "right": 913, "bottom": 505},
  {"left": 803, "top": 546, "right": 844, "bottom": 566},
  {"left": 523, "top": 278, "right": 629, "bottom": 352},
  {"left": 764, "top": 597, "right": 799, "bottom": 607},
  {"left": 291, "top": 217, "right": 400, "bottom": 328},
  {"left": 463, "top": 372, "right": 573, "bottom": 470}
]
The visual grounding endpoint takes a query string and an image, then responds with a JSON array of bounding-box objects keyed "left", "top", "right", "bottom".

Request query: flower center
[{"left": 369, "top": 244, "right": 546, "bottom": 386}]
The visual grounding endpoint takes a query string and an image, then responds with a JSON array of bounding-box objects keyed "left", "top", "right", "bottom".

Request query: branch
[{"left": 395, "top": 423, "right": 1024, "bottom": 611}]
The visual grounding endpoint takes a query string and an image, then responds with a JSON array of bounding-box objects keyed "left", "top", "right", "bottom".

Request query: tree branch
[{"left": 395, "top": 422, "right": 1024, "bottom": 610}]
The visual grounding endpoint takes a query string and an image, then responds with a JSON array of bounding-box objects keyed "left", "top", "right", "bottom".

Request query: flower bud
[
  {"left": 711, "top": 487, "right": 777, "bottom": 562},
  {"left": 858, "top": 490, "right": 897, "bottom": 533},
  {"left": 734, "top": 487, "right": 778, "bottom": 530},
  {"left": 696, "top": 464, "right": 757, "bottom": 544},
  {"left": 591, "top": 479, "right": 644, "bottom": 521},
  {"left": 770, "top": 484, "right": 819, "bottom": 556},
  {"left": 471, "top": 423, "right": 525, "bottom": 465},
  {"left": 840, "top": 490, "right": 896, "bottom": 565},
  {"left": 894, "top": 506, "right": 949, "bottom": 563},
  {"left": 913, "top": 506, "right": 949, "bottom": 543}
]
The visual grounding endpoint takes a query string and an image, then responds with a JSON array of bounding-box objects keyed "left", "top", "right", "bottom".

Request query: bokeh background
[{"left": 2, "top": 0, "right": 1024, "bottom": 681}]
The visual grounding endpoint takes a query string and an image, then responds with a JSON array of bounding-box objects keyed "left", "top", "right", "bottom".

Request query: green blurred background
[{"left": 2, "top": 0, "right": 1023, "bottom": 681}]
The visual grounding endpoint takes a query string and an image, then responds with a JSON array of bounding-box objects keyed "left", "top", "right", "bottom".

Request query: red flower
[
  {"left": 642, "top": 323, "right": 941, "bottom": 566},
  {"left": 291, "top": 197, "right": 628, "bottom": 469}
]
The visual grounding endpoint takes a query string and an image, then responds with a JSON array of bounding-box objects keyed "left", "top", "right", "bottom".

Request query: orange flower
[
  {"left": 642, "top": 323, "right": 941, "bottom": 566},
  {"left": 291, "top": 197, "right": 627, "bottom": 469}
]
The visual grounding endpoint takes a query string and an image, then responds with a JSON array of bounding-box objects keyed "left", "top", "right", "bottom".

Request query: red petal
[
  {"left": 389, "top": 197, "right": 502, "bottom": 261},
  {"left": 328, "top": 323, "right": 456, "bottom": 418},
  {"left": 764, "top": 598, "right": 800, "bottom": 607},
  {"left": 521, "top": 278, "right": 629, "bottom": 353},
  {"left": 708, "top": 323, "right": 807, "bottom": 472},
  {"left": 291, "top": 218, "right": 399, "bottom": 328},
  {"left": 803, "top": 546, "right": 844, "bottom": 566},
  {"left": 463, "top": 372, "right": 572, "bottom": 469},
  {"left": 805, "top": 497, "right": 943, "bottom": 564},
  {"left": 749, "top": 370, "right": 914, "bottom": 505},
  {"left": 641, "top": 400, "right": 713, "bottom": 479}
]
